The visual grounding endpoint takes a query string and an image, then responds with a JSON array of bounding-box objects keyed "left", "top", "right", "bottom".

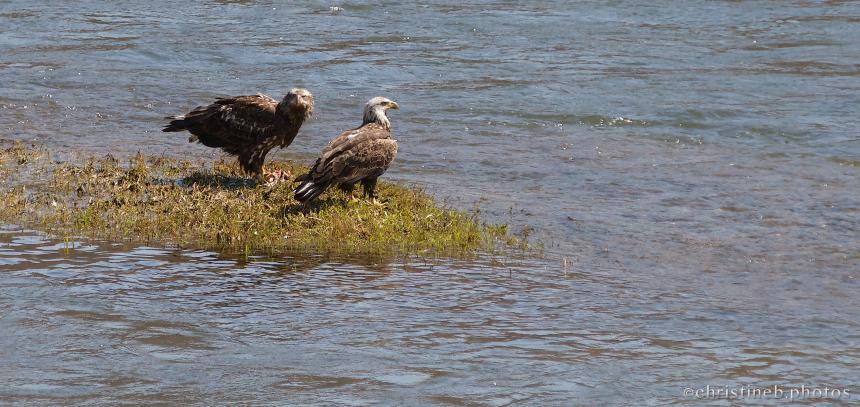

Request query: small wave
[
  {"left": 577, "top": 115, "right": 649, "bottom": 127},
  {"left": 763, "top": 61, "right": 860, "bottom": 77},
  {"left": 0, "top": 11, "right": 36, "bottom": 18},
  {"left": 513, "top": 113, "right": 650, "bottom": 127},
  {"left": 829, "top": 157, "right": 859, "bottom": 168},
  {"left": 742, "top": 39, "right": 842, "bottom": 51}
]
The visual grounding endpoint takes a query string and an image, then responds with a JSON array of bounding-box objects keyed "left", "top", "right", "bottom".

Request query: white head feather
[{"left": 362, "top": 96, "right": 399, "bottom": 130}]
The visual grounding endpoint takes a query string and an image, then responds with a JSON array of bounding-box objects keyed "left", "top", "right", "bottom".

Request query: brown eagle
[
  {"left": 294, "top": 96, "right": 399, "bottom": 204},
  {"left": 162, "top": 88, "right": 314, "bottom": 184}
]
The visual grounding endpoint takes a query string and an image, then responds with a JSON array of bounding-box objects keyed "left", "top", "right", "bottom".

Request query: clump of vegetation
[{"left": 0, "top": 141, "right": 520, "bottom": 256}]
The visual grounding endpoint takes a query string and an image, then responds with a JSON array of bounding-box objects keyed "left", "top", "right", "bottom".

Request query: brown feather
[
  {"left": 295, "top": 123, "right": 397, "bottom": 203},
  {"left": 163, "top": 90, "right": 313, "bottom": 177}
]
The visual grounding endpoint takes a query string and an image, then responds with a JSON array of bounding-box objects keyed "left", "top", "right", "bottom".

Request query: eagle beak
[{"left": 389, "top": 101, "right": 399, "bottom": 110}]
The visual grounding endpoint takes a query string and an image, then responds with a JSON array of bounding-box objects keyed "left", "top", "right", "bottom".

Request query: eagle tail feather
[
  {"left": 161, "top": 115, "right": 188, "bottom": 132},
  {"left": 163, "top": 111, "right": 227, "bottom": 147},
  {"left": 294, "top": 179, "right": 329, "bottom": 203}
]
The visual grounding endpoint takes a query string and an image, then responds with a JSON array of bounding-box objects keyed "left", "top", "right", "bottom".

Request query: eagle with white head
[{"left": 294, "top": 96, "right": 399, "bottom": 204}]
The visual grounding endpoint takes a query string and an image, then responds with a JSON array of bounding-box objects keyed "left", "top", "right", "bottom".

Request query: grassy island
[{"left": 0, "top": 141, "right": 520, "bottom": 256}]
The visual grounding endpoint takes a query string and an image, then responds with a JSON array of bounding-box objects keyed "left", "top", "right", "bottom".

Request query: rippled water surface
[{"left": 1, "top": 1, "right": 859, "bottom": 405}]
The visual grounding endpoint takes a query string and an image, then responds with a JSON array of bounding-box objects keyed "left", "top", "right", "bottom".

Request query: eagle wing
[
  {"left": 308, "top": 123, "right": 396, "bottom": 185},
  {"left": 163, "top": 93, "right": 279, "bottom": 150},
  {"left": 295, "top": 123, "right": 397, "bottom": 202}
]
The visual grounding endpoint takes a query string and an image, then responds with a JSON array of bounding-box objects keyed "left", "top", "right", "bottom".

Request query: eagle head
[
  {"left": 363, "top": 96, "right": 399, "bottom": 130},
  {"left": 281, "top": 88, "right": 314, "bottom": 122}
]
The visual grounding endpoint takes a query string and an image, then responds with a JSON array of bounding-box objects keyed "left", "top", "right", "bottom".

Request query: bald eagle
[
  {"left": 294, "top": 96, "right": 399, "bottom": 204},
  {"left": 163, "top": 88, "right": 314, "bottom": 184}
]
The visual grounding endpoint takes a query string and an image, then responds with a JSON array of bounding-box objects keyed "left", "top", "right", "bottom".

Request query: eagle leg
[
  {"left": 239, "top": 152, "right": 265, "bottom": 185},
  {"left": 254, "top": 167, "right": 267, "bottom": 185},
  {"left": 361, "top": 178, "right": 384, "bottom": 206},
  {"left": 339, "top": 183, "right": 359, "bottom": 202},
  {"left": 242, "top": 149, "right": 289, "bottom": 186}
]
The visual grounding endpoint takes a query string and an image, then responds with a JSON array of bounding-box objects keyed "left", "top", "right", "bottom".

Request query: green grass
[{"left": 0, "top": 141, "right": 522, "bottom": 256}]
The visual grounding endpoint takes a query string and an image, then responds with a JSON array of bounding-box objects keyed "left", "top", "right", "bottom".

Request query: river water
[{"left": 1, "top": 1, "right": 859, "bottom": 405}]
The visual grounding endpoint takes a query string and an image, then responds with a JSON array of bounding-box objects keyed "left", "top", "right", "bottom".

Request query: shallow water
[{"left": 1, "top": 1, "right": 859, "bottom": 405}]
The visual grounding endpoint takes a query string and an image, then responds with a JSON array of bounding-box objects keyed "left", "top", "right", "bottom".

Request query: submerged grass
[{"left": 0, "top": 141, "right": 521, "bottom": 256}]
